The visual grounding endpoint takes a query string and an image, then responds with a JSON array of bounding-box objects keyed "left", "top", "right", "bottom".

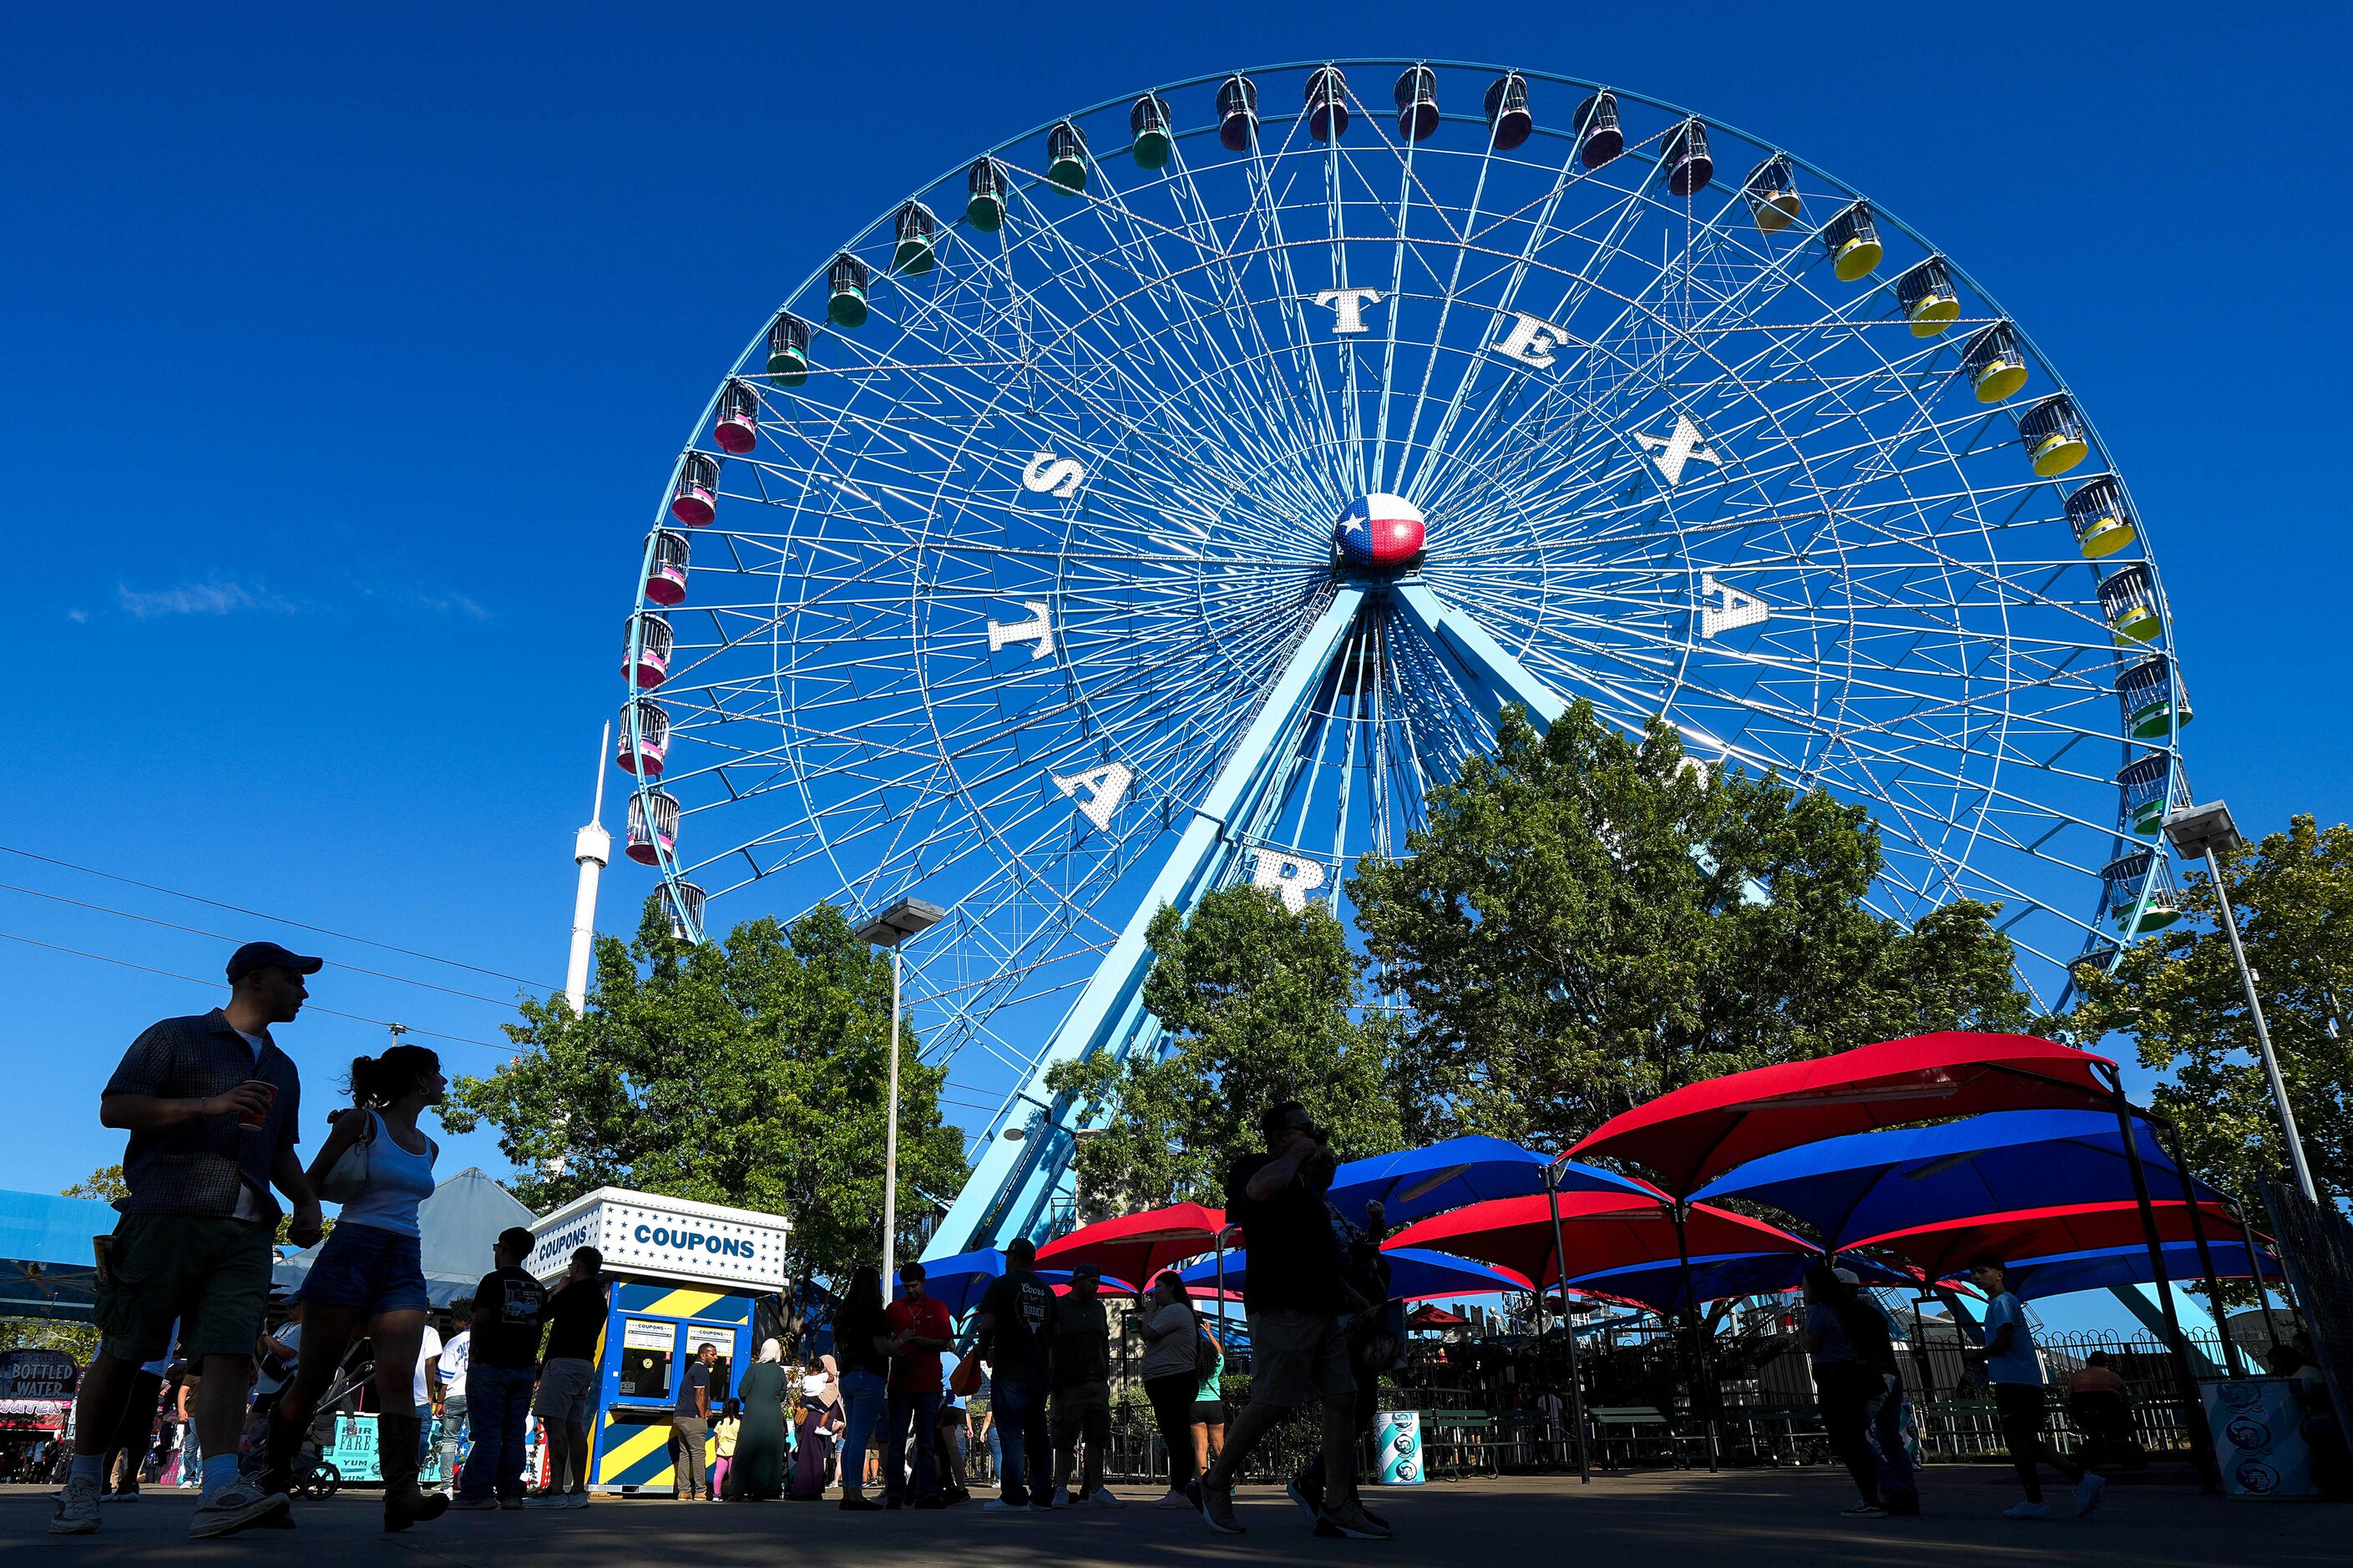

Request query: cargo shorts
[{"left": 94, "top": 1212, "right": 275, "bottom": 1363}]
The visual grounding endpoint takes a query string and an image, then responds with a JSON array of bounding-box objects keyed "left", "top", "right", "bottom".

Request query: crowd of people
[{"left": 33, "top": 938, "right": 2323, "bottom": 1540}]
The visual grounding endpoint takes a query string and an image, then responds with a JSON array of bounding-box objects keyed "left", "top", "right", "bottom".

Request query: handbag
[
  {"left": 949, "top": 1348, "right": 984, "bottom": 1398},
  {"left": 315, "top": 1110, "right": 375, "bottom": 1204}
]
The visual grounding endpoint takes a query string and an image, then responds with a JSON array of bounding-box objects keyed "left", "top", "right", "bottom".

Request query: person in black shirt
[
  {"left": 533, "top": 1248, "right": 607, "bottom": 1507},
  {"left": 832, "top": 1265, "right": 891, "bottom": 1512},
  {"left": 972, "top": 1237, "right": 1055, "bottom": 1511},
  {"left": 1197, "top": 1101, "right": 1389, "bottom": 1541},
  {"left": 1049, "top": 1265, "right": 1117, "bottom": 1506},
  {"left": 670, "top": 1343, "right": 716, "bottom": 1500},
  {"left": 449, "top": 1228, "right": 546, "bottom": 1510}
]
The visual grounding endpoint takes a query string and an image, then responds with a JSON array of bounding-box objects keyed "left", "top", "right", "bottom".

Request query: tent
[
  {"left": 1324, "top": 1137, "right": 1652, "bottom": 1230},
  {"left": 1178, "top": 1244, "right": 1534, "bottom": 1303},
  {"left": 274, "top": 1167, "right": 535, "bottom": 1308},
  {"left": 1386, "top": 1191, "right": 1811, "bottom": 1287},
  {"left": 1568, "top": 1033, "right": 2119, "bottom": 1196},
  {"left": 0, "top": 1189, "right": 116, "bottom": 1323},
  {"left": 2004, "top": 1239, "right": 2283, "bottom": 1302},
  {"left": 1690, "top": 1110, "right": 2229, "bottom": 1248},
  {"left": 1035, "top": 1203, "right": 1228, "bottom": 1286}
]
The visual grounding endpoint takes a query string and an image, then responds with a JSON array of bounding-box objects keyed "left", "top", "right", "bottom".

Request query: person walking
[
  {"left": 1139, "top": 1271, "right": 1208, "bottom": 1508},
  {"left": 832, "top": 1265, "right": 891, "bottom": 1510},
  {"left": 973, "top": 1237, "right": 1055, "bottom": 1512},
  {"left": 1049, "top": 1262, "right": 1121, "bottom": 1508},
  {"left": 258, "top": 1044, "right": 448, "bottom": 1531},
  {"left": 173, "top": 1368, "right": 202, "bottom": 1489},
  {"left": 53, "top": 943, "right": 324, "bottom": 1538},
  {"left": 1198, "top": 1100, "right": 1389, "bottom": 1540},
  {"left": 531, "top": 1246, "right": 606, "bottom": 1507},
  {"left": 882, "top": 1261, "right": 953, "bottom": 1509},
  {"left": 733, "top": 1338, "right": 788, "bottom": 1500},
  {"left": 97, "top": 1341, "right": 170, "bottom": 1502},
  {"left": 669, "top": 1340, "right": 718, "bottom": 1500},
  {"left": 1293, "top": 1197, "right": 1398, "bottom": 1524},
  {"left": 1968, "top": 1256, "right": 2105, "bottom": 1520},
  {"left": 1833, "top": 1267, "right": 1919, "bottom": 1515},
  {"left": 448, "top": 1227, "right": 547, "bottom": 1512},
  {"left": 1799, "top": 1265, "right": 1890, "bottom": 1518},
  {"left": 437, "top": 1306, "right": 471, "bottom": 1498}
]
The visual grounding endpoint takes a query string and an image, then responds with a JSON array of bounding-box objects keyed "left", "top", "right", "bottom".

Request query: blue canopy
[
  {"left": 897, "top": 1249, "right": 1134, "bottom": 1318},
  {"left": 2005, "top": 1239, "right": 2281, "bottom": 1302},
  {"left": 1325, "top": 1136, "right": 1651, "bottom": 1229},
  {"left": 1180, "top": 1244, "right": 1533, "bottom": 1302},
  {"left": 1691, "top": 1110, "right": 2224, "bottom": 1248},
  {"left": 276, "top": 1167, "right": 536, "bottom": 1309},
  {"left": 0, "top": 1188, "right": 116, "bottom": 1323},
  {"left": 1565, "top": 1250, "right": 1918, "bottom": 1312}
]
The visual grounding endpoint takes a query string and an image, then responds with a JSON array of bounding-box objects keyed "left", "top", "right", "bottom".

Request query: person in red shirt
[{"left": 880, "top": 1262, "right": 953, "bottom": 1509}]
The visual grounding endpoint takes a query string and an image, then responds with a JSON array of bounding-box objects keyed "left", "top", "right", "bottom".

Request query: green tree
[
  {"left": 1045, "top": 884, "right": 1403, "bottom": 1216},
  {"left": 2070, "top": 813, "right": 2353, "bottom": 1201},
  {"left": 443, "top": 899, "right": 965, "bottom": 1288},
  {"left": 1350, "top": 701, "right": 2033, "bottom": 1153}
]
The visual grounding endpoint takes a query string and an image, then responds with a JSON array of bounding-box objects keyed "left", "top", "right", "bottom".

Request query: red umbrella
[
  {"left": 1850, "top": 1200, "right": 2253, "bottom": 1282},
  {"left": 1567, "top": 1032, "right": 2119, "bottom": 1196},
  {"left": 1035, "top": 1202, "right": 1231, "bottom": 1286},
  {"left": 1385, "top": 1191, "right": 1810, "bottom": 1287},
  {"left": 1408, "top": 1303, "right": 1469, "bottom": 1327}
]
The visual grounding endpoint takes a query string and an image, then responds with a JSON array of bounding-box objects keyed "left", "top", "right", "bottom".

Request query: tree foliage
[
  {"left": 2070, "top": 813, "right": 2353, "bottom": 1201},
  {"left": 443, "top": 899, "right": 964, "bottom": 1287},
  {"left": 1045, "top": 884, "right": 1402, "bottom": 1215},
  {"left": 1349, "top": 701, "right": 2033, "bottom": 1151}
]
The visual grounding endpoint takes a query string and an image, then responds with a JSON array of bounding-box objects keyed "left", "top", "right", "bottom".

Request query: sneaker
[
  {"left": 189, "top": 1478, "right": 291, "bottom": 1539},
  {"left": 564, "top": 1491, "right": 590, "bottom": 1510},
  {"left": 1286, "top": 1475, "right": 1324, "bottom": 1524},
  {"left": 1088, "top": 1487, "right": 1125, "bottom": 1509},
  {"left": 1156, "top": 1489, "right": 1192, "bottom": 1509},
  {"left": 1028, "top": 1500, "right": 1054, "bottom": 1512},
  {"left": 448, "top": 1495, "right": 501, "bottom": 1511},
  {"left": 1055, "top": 1487, "right": 1077, "bottom": 1505},
  {"left": 838, "top": 1495, "right": 883, "bottom": 1512},
  {"left": 1840, "top": 1503, "right": 1888, "bottom": 1518},
  {"left": 981, "top": 1498, "right": 1028, "bottom": 1513},
  {"left": 912, "top": 1495, "right": 947, "bottom": 1510},
  {"left": 2002, "top": 1500, "right": 2052, "bottom": 1520},
  {"left": 498, "top": 1496, "right": 524, "bottom": 1510},
  {"left": 526, "top": 1494, "right": 570, "bottom": 1510},
  {"left": 1317, "top": 1500, "right": 1394, "bottom": 1540},
  {"left": 2075, "top": 1472, "right": 2106, "bottom": 1518},
  {"left": 1199, "top": 1482, "right": 1244, "bottom": 1535},
  {"left": 104, "top": 1488, "right": 141, "bottom": 1504},
  {"left": 50, "top": 1475, "right": 100, "bottom": 1535}
]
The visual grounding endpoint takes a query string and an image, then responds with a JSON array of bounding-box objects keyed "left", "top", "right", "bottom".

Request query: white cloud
[{"left": 116, "top": 577, "right": 299, "bottom": 619}]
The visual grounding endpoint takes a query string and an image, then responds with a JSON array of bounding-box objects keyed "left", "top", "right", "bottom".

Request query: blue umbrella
[
  {"left": 1566, "top": 1250, "right": 1918, "bottom": 1312},
  {"left": 1326, "top": 1136, "right": 1652, "bottom": 1229},
  {"left": 1179, "top": 1244, "right": 1535, "bottom": 1302},
  {"left": 1690, "top": 1110, "right": 2226, "bottom": 1249},
  {"left": 898, "top": 1250, "right": 1135, "bottom": 1318},
  {"left": 2004, "top": 1239, "right": 2280, "bottom": 1302}
]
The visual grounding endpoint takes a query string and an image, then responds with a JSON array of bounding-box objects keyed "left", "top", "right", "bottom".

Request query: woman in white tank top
[{"left": 260, "top": 1044, "right": 448, "bottom": 1531}]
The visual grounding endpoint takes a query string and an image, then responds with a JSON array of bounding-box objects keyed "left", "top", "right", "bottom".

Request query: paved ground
[{"left": 5, "top": 1468, "right": 2343, "bottom": 1567}]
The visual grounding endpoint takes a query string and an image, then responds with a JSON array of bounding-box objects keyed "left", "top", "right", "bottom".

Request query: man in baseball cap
[{"left": 53, "top": 941, "right": 323, "bottom": 1539}]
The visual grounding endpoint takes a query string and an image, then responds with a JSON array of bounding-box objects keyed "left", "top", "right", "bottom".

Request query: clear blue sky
[{"left": 2, "top": 4, "right": 2342, "bottom": 1328}]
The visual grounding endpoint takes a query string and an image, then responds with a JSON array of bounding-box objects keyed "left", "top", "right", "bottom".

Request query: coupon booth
[{"left": 528, "top": 1188, "right": 790, "bottom": 1495}]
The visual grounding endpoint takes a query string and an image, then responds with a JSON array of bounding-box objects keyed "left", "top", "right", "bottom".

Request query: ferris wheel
[{"left": 610, "top": 60, "right": 2191, "bottom": 1255}]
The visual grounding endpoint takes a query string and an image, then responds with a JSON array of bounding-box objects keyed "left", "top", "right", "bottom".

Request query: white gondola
[
  {"left": 625, "top": 611, "right": 674, "bottom": 690},
  {"left": 661, "top": 880, "right": 707, "bottom": 939},
  {"left": 616, "top": 698, "right": 670, "bottom": 778},
  {"left": 625, "top": 789, "right": 681, "bottom": 867}
]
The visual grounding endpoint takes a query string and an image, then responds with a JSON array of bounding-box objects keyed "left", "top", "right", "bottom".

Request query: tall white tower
[{"left": 564, "top": 722, "right": 611, "bottom": 1014}]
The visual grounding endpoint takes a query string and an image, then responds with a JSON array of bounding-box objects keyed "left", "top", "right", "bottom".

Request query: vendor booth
[{"left": 528, "top": 1188, "right": 789, "bottom": 1495}]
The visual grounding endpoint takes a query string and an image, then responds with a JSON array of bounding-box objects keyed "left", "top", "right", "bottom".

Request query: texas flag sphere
[{"left": 1334, "top": 492, "right": 1426, "bottom": 567}]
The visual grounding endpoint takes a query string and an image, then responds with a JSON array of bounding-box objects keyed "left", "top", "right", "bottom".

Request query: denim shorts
[{"left": 297, "top": 1221, "right": 428, "bottom": 1313}]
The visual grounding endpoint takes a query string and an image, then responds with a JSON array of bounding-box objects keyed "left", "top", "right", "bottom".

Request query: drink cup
[{"left": 239, "top": 1082, "right": 276, "bottom": 1130}]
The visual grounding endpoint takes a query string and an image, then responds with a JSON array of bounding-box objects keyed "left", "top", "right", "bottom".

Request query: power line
[
  {"left": 0, "top": 930, "right": 514, "bottom": 1055},
  {"left": 0, "top": 879, "right": 519, "bottom": 1006},
  {"left": 0, "top": 843, "right": 560, "bottom": 993}
]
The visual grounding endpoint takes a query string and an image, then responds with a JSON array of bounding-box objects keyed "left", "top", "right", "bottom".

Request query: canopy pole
[
  {"left": 1670, "top": 1202, "right": 1718, "bottom": 1473},
  {"left": 1544, "top": 1164, "right": 1591, "bottom": 1484},
  {"left": 2155, "top": 1118, "right": 2245, "bottom": 1377},
  {"left": 2236, "top": 1203, "right": 2281, "bottom": 1353},
  {"left": 2108, "top": 1080, "right": 2219, "bottom": 1492},
  {"left": 1908, "top": 1292, "right": 1937, "bottom": 1399}
]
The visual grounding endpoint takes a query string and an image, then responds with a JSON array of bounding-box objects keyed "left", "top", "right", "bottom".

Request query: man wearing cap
[
  {"left": 1047, "top": 1263, "right": 1120, "bottom": 1508},
  {"left": 53, "top": 943, "right": 324, "bottom": 1539}
]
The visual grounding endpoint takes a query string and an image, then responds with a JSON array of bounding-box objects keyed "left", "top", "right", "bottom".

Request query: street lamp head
[
  {"left": 2164, "top": 800, "right": 2244, "bottom": 862},
  {"left": 857, "top": 896, "right": 949, "bottom": 948}
]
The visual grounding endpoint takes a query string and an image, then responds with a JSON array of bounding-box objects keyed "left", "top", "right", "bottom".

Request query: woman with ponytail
[{"left": 257, "top": 1044, "right": 446, "bottom": 1531}]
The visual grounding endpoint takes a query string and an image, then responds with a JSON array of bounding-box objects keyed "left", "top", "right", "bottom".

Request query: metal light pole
[
  {"left": 2165, "top": 802, "right": 2319, "bottom": 1201},
  {"left": 858, "top": 898, "right": 947, "bottom": 1291}
]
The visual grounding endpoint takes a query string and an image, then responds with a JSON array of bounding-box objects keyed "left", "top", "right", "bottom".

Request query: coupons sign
[
  {"left": 0, "top": 1350, "right": 78, "bottom": 1399},
  {"left": 1376, "top": 1409, "right": 1424, "bottom": 1486}
]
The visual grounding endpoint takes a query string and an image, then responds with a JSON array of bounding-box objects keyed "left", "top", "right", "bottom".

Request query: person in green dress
[{"left": 728, "top": 1340, "right": 789, "bottom": 1500}]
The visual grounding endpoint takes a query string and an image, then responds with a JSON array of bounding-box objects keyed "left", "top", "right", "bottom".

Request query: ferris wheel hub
[{"left": 1333, "top": 492, "right": 1427, "bottom": 569}]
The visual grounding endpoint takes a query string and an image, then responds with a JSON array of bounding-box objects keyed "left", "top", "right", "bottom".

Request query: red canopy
[
  {"left": 1384, "top": 1191, "right": 1809, "bottom": 1287},
  {"left": 1035, "top": 1202, "right": 1231, "bottom": 1286},
  {"left": 1850, "top": 1200, "right": 2250, "bottom": 1281},
  {"left": 1567, "top": 1032, "right": 2118, "bottom": 1195},
  {"left": 1408, "top": 1304, "right": 1470, "bottom": 1326}
]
